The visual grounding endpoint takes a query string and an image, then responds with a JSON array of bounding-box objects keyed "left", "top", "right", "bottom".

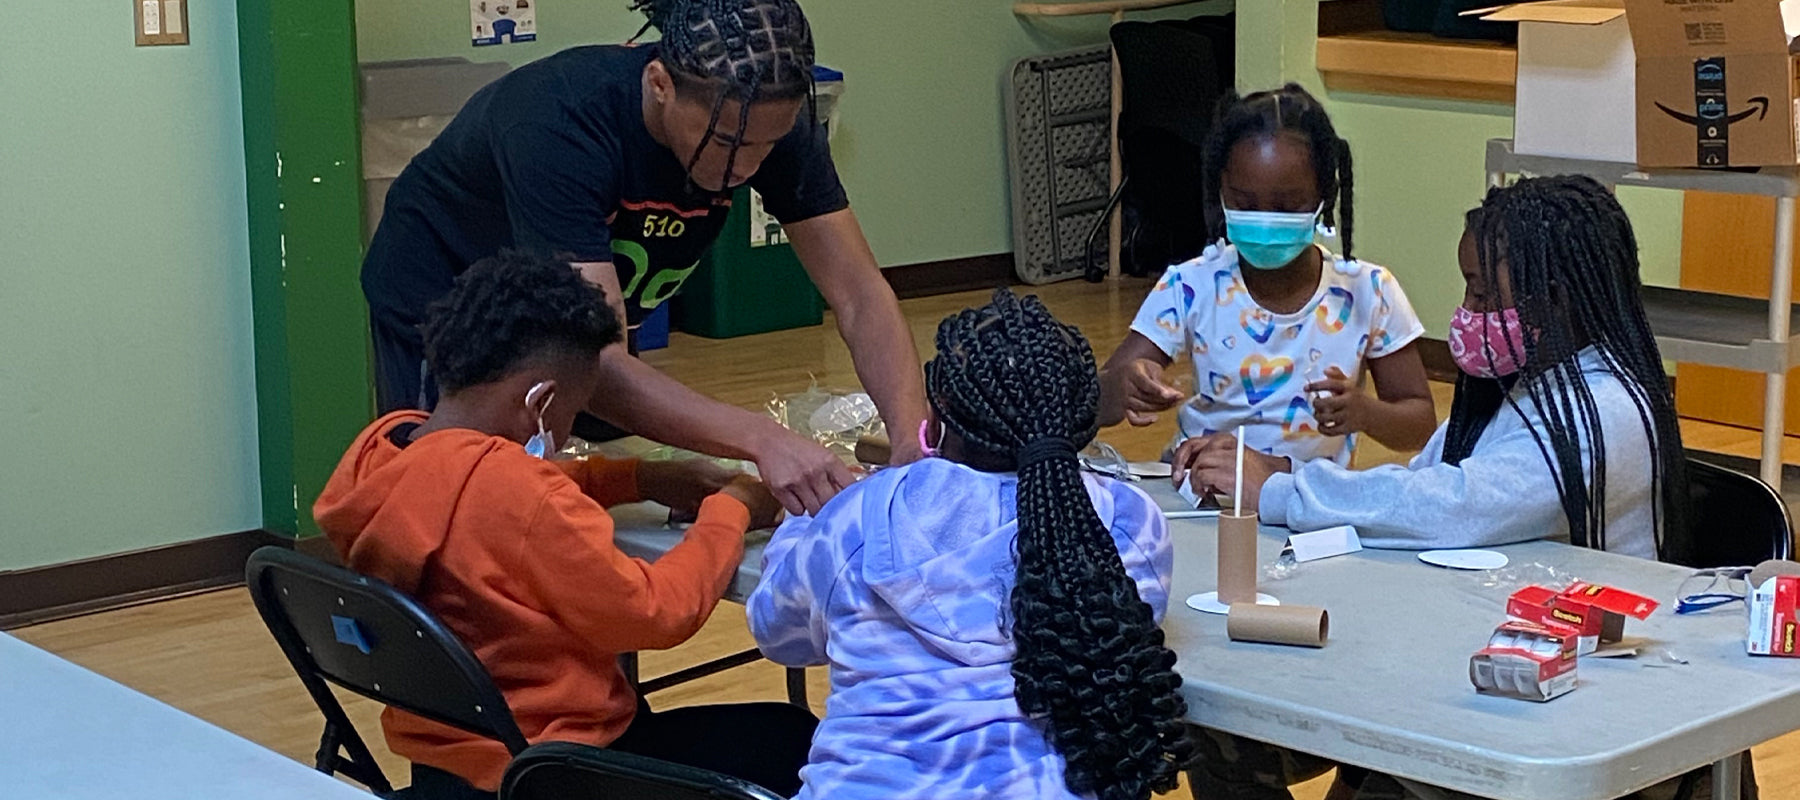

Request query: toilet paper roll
[
  {"left": 1226, "top": 603, "right": 1329, "bottom": 648},
  {"left": 1217, "top": 512, "right": 1259, "bottom": 605},
  {"left": 854, "top": 435, "right": 891, "bottom": 465}
]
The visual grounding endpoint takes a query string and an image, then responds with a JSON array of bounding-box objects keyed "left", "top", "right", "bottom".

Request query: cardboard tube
[
  {"left": 1217, "top": 512, "right": 1259, "bottom": 604},
  {"left": 854, "top": 434, "right": 891, "bottom": 465},
  {"left": 1227, "top": 603, "right": 1329, "bottom": 648}
]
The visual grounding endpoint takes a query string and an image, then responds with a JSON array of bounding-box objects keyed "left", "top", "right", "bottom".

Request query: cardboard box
[
  {"left": 1470, "top": 620, "right": 1581, "bottom": 702},
  {"left": 1748, "top": 574, "right": 1800, "bottom": 656},
  {"left": 1506, "top": 582, "right": 1659, "bottom": 655},
  {"left": 1480, "top": 0, "right": 1800, "bottom": 168}
]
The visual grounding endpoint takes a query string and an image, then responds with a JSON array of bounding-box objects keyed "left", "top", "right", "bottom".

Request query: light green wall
[
  {"left": 1239, "top": 1, "right": 1684, "bottom": 338},
  {"left": 0, "top": 2, "right": 260, "bottom": 569},
  {"left": 356, "top": 0, "right": 636, "bottom": 65},
  {"left": 355, "top": 0, "right": 1228, "bottom": 267}
]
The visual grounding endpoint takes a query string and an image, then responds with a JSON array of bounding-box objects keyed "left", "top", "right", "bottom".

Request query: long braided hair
[
  {"left": 1443, "top": 175, "right": 1687, "bottom": 558},
  {"left": 630, "top": 0, "right": 816, "bottom": 190},
  {"left": 926, "top": 290, "right": 1191, "bottom": 800},
  {"left": 1203, "top": 83, "right": 1356, "bottom": 260}
]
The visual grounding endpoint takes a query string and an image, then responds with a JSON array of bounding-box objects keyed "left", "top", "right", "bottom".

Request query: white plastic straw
[{"left": 1233, "top": 424, "right": 1245, "bottom": 515}]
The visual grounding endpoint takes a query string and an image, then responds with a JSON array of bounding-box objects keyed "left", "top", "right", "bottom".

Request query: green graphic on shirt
[
  {"left": 610, "top": 239, "right": 699, "bottom": 309},
  {"left": 640, "top": 263, "right": 697, "bottom": 307},
  {"left": 612, "top": 239, "right": 650, "bottom": 298}
]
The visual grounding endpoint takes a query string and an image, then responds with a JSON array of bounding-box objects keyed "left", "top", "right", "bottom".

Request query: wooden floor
[{"left": 14, "top": 277, "right": 1800, "bottom": 798}]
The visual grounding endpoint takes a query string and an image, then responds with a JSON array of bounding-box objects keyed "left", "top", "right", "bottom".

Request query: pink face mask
[{"left": 1449, "top": 306, "right": 1527, "bottom": 378}]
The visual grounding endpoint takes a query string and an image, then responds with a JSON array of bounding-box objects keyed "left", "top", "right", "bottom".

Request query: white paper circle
[
  {"left": 1418, "top": 549, "right": 1510, "bottom": 571},
  {"left": 1186, "top": 592, "right": 1281, "bottom": 615}
]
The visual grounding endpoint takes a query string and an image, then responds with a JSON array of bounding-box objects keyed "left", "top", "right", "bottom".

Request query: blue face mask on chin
[{"left": 1224, "top": 204, "right": 1322, "bottom": 270}]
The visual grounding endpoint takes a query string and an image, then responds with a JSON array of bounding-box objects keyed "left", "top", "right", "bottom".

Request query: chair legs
[
  {"left": 318, "top": 717, "right": 395, "bottom": 795},
  {"left": 619, "top": 651, "right": 639, "bottom": 688},
  {"left": 627, "top": 650, "right": 811, "bottom": 709},
  {"left": 785, "top": 667, "right": 809, "bottom": 708},
  {"left": 1083, "top": 176, "right": 1131, "bottom": 283}
]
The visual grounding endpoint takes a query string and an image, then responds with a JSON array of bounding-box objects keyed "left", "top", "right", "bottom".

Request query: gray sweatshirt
[{"left": 1259, "top": 347, "right": 1659, "bottom": 560}]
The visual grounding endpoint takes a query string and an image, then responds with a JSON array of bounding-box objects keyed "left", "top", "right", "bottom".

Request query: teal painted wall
[
  {"left": 0, "top": 2, "right": 260, "bottom": 569},
  {"left": 354, "top": 0, "right": 1229, "bottom": 267},
  {"left": 1237, "top": 1, "right": 1683, "bottom": 339}
]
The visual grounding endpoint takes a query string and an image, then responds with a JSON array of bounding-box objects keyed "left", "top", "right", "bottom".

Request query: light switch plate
[{"left": 135, "top": 0, "right": 189, "bottom": 46}]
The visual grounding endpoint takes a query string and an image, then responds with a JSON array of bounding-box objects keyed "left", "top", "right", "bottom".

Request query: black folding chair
[
  {"left": 245, "top": 546, "right": 529, "bottom": 795},
  {"left": 1658, "top": 454, "right": 1789, "bottom": 800},
  {"left": 500, "top": 741, "right": 784, "bottom": 800},
  {"left": 1668, "top": 453, "right": 1795, "bottom": 569},
  {"left": 1084, "top": 15, "right": 1234, "bottom": 282},
  {"left": 620, "top": 650, "right": 809, "bottom": 708}
]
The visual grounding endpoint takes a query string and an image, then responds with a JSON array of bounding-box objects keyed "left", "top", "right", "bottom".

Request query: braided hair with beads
[
  {"left": 630, "top": 0, "right": 817, "bottom": 191},
  {"left": 1443, "top": 175, "right": 1687, "bottom": 558},
  {"left": 1203, "top": 83, "right": 1356, "bottom": 260},
  {"left": 926, "top": 289, "right": 1191, "bottom": 800}
]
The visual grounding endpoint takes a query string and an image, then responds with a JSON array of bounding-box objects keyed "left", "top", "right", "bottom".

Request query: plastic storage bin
[{"left": 671, "top": 185, "right": 824, "bottom": 338}]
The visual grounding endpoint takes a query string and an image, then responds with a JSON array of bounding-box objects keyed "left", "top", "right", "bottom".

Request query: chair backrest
[
  {"left": 1109, "top": 17, "right": 1233, "bottom": 275},
  {"left": 1674, "top": 455, "right": 1795, "bottom": 569},
  {"left": 245, "top": 547, "right": 530, "bottom": 759},
  {"left": 1111, "top": 18, "right": 1231, "bottom": 148},
  {"left": 500, "top": 741, "right": 786, "bottom": 800}
]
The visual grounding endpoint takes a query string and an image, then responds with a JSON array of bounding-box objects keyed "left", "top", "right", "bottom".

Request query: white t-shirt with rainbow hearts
[{"left": 1128, "top": 241, "right": 1425, "bottom": 465}]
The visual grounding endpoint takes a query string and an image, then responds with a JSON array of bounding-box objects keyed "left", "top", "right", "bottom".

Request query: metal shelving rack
[{"left": 1486, "top": 139, "right": 1800, "bottom": 487}]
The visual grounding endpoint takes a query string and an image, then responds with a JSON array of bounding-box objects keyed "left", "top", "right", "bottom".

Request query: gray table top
[
  {"left": 1159, "top": 496, "right": 1800, "bottom": 800},
  {"left": 610, "top": 501, "right": 768, "bottom": 604},
  {"left": 605, "top": 482, "right": 1800, "bottom": 800},
  {"left": 0, "top": 633, "right": 373, "bottom": 799}
]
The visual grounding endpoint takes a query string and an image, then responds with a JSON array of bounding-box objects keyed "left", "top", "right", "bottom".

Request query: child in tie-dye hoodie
[{"left": 749, "top": 290, "right": 1193, "bottom": 800}]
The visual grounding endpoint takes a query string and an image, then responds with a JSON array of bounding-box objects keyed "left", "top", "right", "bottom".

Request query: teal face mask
[{"left": 1224, "top": 204, "right": 1322, "bottom": 270}]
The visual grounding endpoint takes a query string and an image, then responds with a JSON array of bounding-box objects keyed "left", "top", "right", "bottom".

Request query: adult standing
[{"left": 361, "top": 0, "right": 927, "bottom": 514}]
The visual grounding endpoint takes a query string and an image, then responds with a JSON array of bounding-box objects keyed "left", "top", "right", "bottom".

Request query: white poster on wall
[{"left": 472, "top": 0, "right": 536, "bottom": 46}]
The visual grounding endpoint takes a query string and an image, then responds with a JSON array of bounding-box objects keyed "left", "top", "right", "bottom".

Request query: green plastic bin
[{"left": 671, "top": 184, "right": 824, "bottom": 339}]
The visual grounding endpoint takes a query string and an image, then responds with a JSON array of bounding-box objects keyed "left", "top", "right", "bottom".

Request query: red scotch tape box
[
  {"left": 1749, "top": 574, "right": 1800, "bottom": 657},
  {"left": 1470, "top": 620, "right": 1580, "bottom": 702},
  {"left": 1507, "top": 582, "right": 1659, "bottom": 655}
]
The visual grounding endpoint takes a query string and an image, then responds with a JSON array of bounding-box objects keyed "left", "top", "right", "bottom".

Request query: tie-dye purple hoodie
[{"left": 748, "top": 458, "right": 1173, "bottom": 799}]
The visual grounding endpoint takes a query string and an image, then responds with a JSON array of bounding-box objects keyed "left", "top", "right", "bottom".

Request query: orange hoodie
[{"left": 314, "top": 411, "right": 749, "bottom": 790}]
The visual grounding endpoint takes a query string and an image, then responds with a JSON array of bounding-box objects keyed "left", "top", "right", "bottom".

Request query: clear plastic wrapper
[
  {"left": 1459, "top": 560, "right": 1584, "bottom": 607},
  {"left": 1080, "top": 441, "right": 1134, "bottom": 481},
  {"left": 1263, "top": 550, "right": 1302, "bottom": 581},
  {"left": 767, "top": 380, "right": 885, "bottom": 464}
]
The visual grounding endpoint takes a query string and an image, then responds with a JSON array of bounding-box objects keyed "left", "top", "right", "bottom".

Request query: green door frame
[{"left": 237, "top": 0, "right": 370, "bottom": 537}]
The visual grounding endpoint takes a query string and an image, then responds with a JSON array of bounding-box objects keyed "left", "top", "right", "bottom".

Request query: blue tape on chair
[{"left": 332, "top": 615, "right": 373, "bottom": 655}]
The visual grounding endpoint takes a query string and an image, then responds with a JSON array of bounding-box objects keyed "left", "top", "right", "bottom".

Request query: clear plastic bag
[
  {"left": 1470, "top": 561, "right": 1582, "bottom": 594},
  {"left": 767, "top": 379, "right": 885, "bottom": 463}
]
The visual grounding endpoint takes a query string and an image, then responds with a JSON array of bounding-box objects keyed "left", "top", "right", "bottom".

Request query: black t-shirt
[{"left": 362, "top": 44, "right": 849, "bottom": 328}]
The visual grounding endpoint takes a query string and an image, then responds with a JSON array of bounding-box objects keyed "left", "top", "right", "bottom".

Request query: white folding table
[
  {"left": 0, "top": 632, "right": 375, "bottom": 799},
  {"left": 1160, "top": 498, "right": 1800, "bottom": 800}
]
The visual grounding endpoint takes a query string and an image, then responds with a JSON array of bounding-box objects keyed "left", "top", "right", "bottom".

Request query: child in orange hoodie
[{"left": 315, "top": 250, "right": 812, "bottom": 799}]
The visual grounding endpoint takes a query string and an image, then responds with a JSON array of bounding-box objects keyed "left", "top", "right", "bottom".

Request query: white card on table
[
  {"left": 1285, "top": 525, "right": 1362, "bottom": 563},
  {"left": 1177, "top": 475, "right": 1203, "bottom": 508}
]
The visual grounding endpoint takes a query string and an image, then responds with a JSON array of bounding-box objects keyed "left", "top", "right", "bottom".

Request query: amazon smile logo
[{"left": 1654, "top": 96, "right": 1771, "bottom": 128}]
